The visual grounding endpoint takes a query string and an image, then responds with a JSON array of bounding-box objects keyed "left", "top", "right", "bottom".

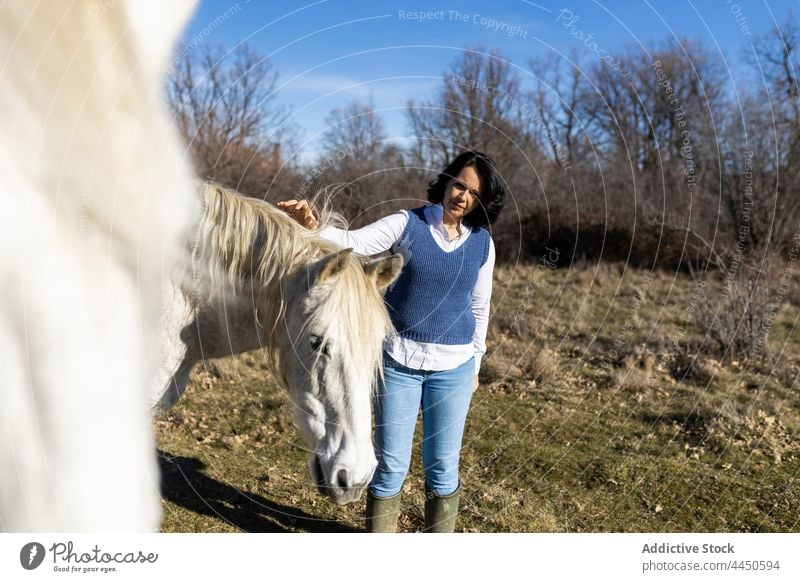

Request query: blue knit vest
[{"left": 384, "top": 206, "right": 490, "bottom": 345}]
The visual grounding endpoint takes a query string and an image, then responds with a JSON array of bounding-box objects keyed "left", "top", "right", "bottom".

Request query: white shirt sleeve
[
  {"left": 471, "top": 237, "right": 495, "bottom": 375},
  {"left": 316, "top": 210, "right": 408, "bottom": 256}
]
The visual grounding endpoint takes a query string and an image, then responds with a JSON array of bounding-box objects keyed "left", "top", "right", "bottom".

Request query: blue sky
[{"left": 181, "top": 0, "right": 798, "bottom": 162}]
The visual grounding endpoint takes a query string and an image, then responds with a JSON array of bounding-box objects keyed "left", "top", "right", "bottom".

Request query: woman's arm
[
  {"left": 471, "top": 238, "right": 495, "bottom": 383},
  {"left": 317, "top": 213, "right": 408, "bottom": 256},
  {"left": 277, "top": 199, "right": 407, "bottom": 255}
]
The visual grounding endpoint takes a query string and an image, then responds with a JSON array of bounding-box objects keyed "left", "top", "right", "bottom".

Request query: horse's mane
[
  {"left": 192, "top": 181, "right": 394, "bottom": 378},
  {"left": 195, "top": 181, "right": 337, "bottom": 289}
]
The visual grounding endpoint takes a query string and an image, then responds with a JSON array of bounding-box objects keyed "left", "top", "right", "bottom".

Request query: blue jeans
[{"left": 369, "top": 351, "right": 475, "bottom": 498}]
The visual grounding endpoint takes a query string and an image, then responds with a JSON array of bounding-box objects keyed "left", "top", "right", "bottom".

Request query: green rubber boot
[
  {"left": 365, "top": 489, "right": 401, "bottom": 532},
  {"left": 423, "top": 483, "right": 461, "bottom": 533}
]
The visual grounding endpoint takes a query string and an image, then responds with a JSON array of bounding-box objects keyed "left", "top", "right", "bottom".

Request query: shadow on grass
[{"left": 158, "top": 450, "right": 359, "bottom": 532}]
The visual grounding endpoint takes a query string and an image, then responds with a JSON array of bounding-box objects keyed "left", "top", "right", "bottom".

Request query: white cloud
[{"left": 280, "top": 72, "right": 439, "bottom": 103}]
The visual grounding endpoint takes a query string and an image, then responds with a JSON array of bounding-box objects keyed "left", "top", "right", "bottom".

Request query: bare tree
[
  {"left": 527, "top": 49, "right": 586, "bottom": 168},
  {"left": 572, "top": 37, "right": 729, "bottom": 259},
  {"left": 405, "top": 46, "right": 534, "bottom": 172},
  {"left": 322, "top": 98, "right": 386, "bottom": 164},
  {"left": 303, "top": 100, "right": 407, "bottom": 226},
  {"left": 733, "top": 14, "right": 800, "bottom": 251},
  {"left": 753, "top": 13, "right": 800, "bottom": 133},
  {"left": 167, "top": 43, "right": 298, "bottom": 198},
  {"left": 403, "top": 47, "right": 545, "bottom": 262}
]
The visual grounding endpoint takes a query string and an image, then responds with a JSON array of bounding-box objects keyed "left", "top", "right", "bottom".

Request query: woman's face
[{"left": 441, "top": 165, "right": 483, "bottom": 224}]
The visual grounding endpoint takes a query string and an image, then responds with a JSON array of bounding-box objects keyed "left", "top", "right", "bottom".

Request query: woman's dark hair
[{"left": 427, "top": 150, "right": 505, "bottom": 229}]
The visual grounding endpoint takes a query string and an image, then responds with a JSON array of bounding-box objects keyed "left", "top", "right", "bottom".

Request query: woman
[{"left": 278, "top": 150, "right": 505, "bottom": 532}]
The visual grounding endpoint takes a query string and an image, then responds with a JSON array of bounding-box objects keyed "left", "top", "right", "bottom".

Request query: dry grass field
[{"left": 156, "top": 261, "right": 800, "bottom": 532}]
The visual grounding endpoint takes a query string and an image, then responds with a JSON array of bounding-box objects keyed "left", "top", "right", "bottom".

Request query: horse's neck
[
  {"left": 190, "top": 284, "right": 267, "bottom": 360},
  {"left": 148, "top": 259, "right": 277, "bottom": 411},
  {"left": 186, "top": 201, "right": 322, "bottom": 360}
]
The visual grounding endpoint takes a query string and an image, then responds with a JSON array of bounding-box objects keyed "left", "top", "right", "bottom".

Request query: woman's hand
[{"left": 276, "top": 199, "right": 319, "bottom": 229}]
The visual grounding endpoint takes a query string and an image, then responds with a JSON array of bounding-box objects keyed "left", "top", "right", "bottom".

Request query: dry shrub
[
  {"left": 478, "top": 360, "right": 504, "bottom": 386},
  {"left": 489, "top": 310, "right": 530, "bottom": 339},
  {"left": 690, "top": 254, "right": 783, "bottom": 363},
  {"left": 522, "top": 347, "right": 559, "bottom": 385},
  {"left": 669, "top": 352, "right": 715, "bottom": 386},
  {"left": 623, "top": 345, "right": 657, "bottom": 373},
  {"left": 522, "top": 208, "right": 712, "bottom": 270},
  {"left": 609, "top": 367, "right": 648, "bottom": 390}
]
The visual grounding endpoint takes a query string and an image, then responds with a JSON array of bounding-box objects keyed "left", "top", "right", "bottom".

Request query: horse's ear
[
  {"left": 313, "top": 248, "right": 354, "bottom": 285},
  {"left": 363, "top": 254, "right": 403, "bottom": 291}
]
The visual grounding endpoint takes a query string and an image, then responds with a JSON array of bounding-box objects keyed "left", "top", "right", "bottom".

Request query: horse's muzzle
[{"left": 309, "top": 453, "right": 375, "bottom": 505}]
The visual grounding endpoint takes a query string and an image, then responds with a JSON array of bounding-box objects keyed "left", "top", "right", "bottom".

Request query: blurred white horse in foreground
[{"left": 0, "top": 1, "right": 198, "bottom": 530}]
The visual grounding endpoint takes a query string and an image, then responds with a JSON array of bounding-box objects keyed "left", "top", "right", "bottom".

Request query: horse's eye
[{"left": 309, "top": 334, "right": 328, "bottom": 355}]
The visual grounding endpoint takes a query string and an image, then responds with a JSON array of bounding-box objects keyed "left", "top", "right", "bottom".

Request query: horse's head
[{"left": 278, "top": 249, "right": 402, "bottom": 505}]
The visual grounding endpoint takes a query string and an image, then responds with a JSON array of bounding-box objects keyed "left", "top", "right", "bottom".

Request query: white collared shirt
[{"left": 317, "top": 203, "right": 494, "bottom": 375}]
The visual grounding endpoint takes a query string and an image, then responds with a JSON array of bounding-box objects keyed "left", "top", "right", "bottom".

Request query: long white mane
[
  {"left": 0, "top": 1, "right": 197, "bottom": 530},
  {"left": 192, "top": 182, "right": 394, "bottom": 380}
]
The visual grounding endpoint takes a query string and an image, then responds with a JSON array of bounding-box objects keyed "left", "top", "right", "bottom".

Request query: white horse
[
  {"left": 0, "top": 1, "right": 198, "bottom": 530},
  {"left": 149, "top": 182, "right": 402, "bottom": 505}
]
